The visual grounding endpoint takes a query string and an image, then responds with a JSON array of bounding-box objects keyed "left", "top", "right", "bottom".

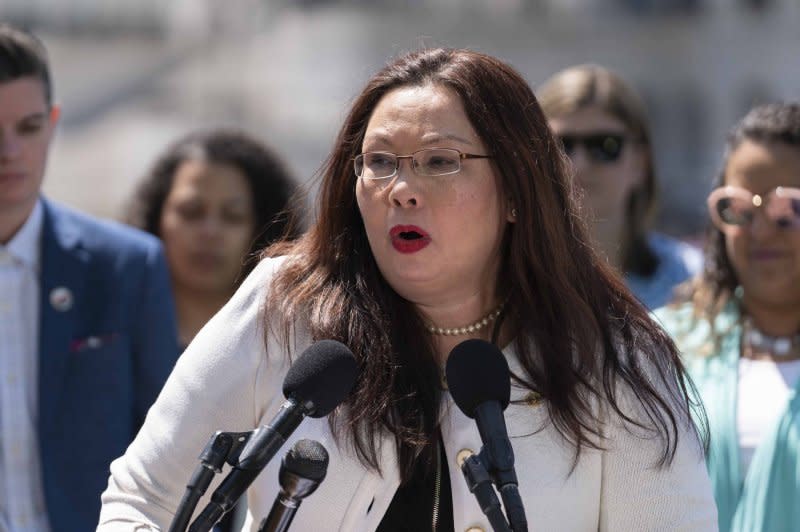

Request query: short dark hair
[
  {"left": 128, "top": 128, "right": 303, "bottom": 280},
  {"left": 0, "top": 24, "right": 53, "bottom": 105}
]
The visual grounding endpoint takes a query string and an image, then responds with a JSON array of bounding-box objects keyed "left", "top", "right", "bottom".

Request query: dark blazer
[{"left": 36, "top": 198, "right": 179, "bottom": 531}]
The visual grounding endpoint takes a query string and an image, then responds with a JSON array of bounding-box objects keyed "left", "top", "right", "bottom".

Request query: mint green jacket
[{"left": 655, "top": 302, "right": 800, "bottom": 532}]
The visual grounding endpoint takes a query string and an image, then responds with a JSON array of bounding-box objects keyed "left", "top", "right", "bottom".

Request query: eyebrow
[
  {"left": 19, "top": 112, "right": 48, "bottom": 123},
  {"left": 363, "top": 132, "right": 475, "bottom": 148},
  {"left": 420, "top": 133, "right": 474, "bottom": 146}
]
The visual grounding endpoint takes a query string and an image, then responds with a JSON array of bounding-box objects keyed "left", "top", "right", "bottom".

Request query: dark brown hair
[
  {"left": 537, "top": 64, "right": 659, "bottom": 276},
  {"left": 686, "top": 102, "right": 800, "bottom": 328},
  {"left": 0, "top": 24, "right": 52, "bottom": 106},
  {"left": 128, "top": 128, "right": 303, "bottom": 280},
  {"left": 266, "top": 48, "right": 698, "bottom": 482}
]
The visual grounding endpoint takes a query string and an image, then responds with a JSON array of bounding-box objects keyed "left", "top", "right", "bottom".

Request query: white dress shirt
[
  {"left": 737, "top": 357, "right": 800, "bottom": 477},
  {"left": 0, "top": 200, "right": 50, "bottom": 532}
]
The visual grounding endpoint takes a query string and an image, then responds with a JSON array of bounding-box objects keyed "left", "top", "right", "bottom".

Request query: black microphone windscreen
[
  {"left": 282, "top": 340, "right": 358, "bottom": 418},
  {"left": 284, "top": 439, "right": 329, "bottom": 482},
  {"left": 445, "top": 339, "right": 511, "bottom": 418}
]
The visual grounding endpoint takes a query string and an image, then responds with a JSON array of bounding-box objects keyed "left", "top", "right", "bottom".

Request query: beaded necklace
[
  {"left": 742, "top": 317, "right": 800, "bottom": 358},
  {"left": 425, "top": 300, "right": 506, "bottom": 336}
]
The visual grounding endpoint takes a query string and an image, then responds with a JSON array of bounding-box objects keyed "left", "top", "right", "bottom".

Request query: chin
[{"left": 381, "top": 267, "right": 438, "bottom": 297}]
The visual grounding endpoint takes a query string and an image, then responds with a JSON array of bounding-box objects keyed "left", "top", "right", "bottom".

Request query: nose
[
  {"left": 387, "top": 159, "right": 422, "bottom": 208},
  {"left": 749, "top": 209, "right": 778, "bottom": 239},
  {"left": 198, "top": 215, "right": 224, "bottom": 239},
  {"left": 0, "top": 131, "right": 22, "bottom": 161}
]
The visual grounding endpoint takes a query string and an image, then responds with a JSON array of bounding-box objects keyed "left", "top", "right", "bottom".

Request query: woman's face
[
  {"left": 355, "top": 84, "right": 511, "bottom": 307},
  {"left": 547, "top": 105, "right": 645, "bottom": 227},
  {"left": 722, "top": 139, "right": 800, "bottom": 309},
  {"left": 159, "top": 159, "right": 256, "bottom": 295}
]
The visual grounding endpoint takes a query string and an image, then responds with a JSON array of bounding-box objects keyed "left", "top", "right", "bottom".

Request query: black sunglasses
[{"left": 557, "top": 132, "right": 626, "bottom": 163}]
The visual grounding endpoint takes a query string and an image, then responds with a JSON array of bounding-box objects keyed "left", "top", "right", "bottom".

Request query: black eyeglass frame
[{"left": 353, "top": 147, "right": 493, "bottom": 180}]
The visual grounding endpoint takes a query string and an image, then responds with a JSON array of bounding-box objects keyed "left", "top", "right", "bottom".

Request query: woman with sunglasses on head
[
  {"left": 538, "top": 65, "right": 702, "bottom": 309},
  {"left": 99, "top": 49, "right": 715, "bottom": 531},
  {"left": 655, "top": 102, "right": 800, "bottom": 531}
]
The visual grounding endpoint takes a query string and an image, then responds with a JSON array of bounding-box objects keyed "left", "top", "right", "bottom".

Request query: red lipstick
[{"left": 389, "top": 225, "right": 431, "bottom": 253}]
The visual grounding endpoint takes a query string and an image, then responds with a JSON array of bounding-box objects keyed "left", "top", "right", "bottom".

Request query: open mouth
[
  {"left": 389, "top": 225, "right": 431, "bottom": 253},
  {"left": 399, "top": 230, "right": 423, "bottom": 240}
]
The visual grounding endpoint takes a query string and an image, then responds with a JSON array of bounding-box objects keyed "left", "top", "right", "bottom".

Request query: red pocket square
[{"left": 69, "top": 333, "right": 119, "bottom": 353}]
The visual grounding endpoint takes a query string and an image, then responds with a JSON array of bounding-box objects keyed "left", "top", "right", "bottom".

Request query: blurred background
[{"left": 2, "top": 0, "right": 798, "bottom": 237}]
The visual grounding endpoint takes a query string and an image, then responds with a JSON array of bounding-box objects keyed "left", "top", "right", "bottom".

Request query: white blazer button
[
  {"left": 456, "top": 448, "right": 474, "bottom": 467},
  {"left": 465, "top": 527, "right": 485, "bottom": 532}
]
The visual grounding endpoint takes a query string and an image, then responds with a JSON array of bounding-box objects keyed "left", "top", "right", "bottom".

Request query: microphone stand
[
  {"left": 460, "top": 453, "right": 511, "bottom": 532},
  {"left": 168, "top": 430, "right": 254, "bottom": 532},
  {"left": 477, "top": 448, "right": 528, "bottom": 532}
]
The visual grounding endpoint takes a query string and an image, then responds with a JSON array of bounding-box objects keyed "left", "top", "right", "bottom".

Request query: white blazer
[{"left": 98, "top": 257, "right": 718, "bottom": 531}]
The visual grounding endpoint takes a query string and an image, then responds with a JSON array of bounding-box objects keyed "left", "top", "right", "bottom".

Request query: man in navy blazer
[{"left": 0, "top": 25, "right": 179, "bottom": 531}]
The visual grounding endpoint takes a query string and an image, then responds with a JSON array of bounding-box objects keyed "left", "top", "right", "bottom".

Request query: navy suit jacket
[{"left": 36, "top": 199, "right": 179, "bottom": 531}]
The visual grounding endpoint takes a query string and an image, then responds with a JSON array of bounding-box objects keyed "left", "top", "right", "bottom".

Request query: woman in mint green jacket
[{"left": 655, "top": 102, "right": 800, "bottom": 531}]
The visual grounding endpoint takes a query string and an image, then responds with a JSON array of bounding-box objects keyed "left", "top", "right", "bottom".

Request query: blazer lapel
[{"left": 38, "top": 199, "right": 89, "bottom": 437}]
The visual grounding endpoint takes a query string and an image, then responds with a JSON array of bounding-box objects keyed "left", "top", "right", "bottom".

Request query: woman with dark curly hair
[
  {"left": 102, "top": 48, "right": 715, "bottom": 531},
  {"left": 128, "top": 129, "right": 302, "bottom": 348},
  {"left": 656, "top": 102, "right": 800, "bottom": 531}
]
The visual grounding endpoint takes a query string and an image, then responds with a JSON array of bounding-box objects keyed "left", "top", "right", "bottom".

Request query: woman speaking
[{"left": 99, "top": 49, "right": 716, "bottom": 531}]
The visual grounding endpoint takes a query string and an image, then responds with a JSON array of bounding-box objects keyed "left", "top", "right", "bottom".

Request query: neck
[
  {"left": 172, "top": 283, "right": 233, "bottom": 346},
  {"left": 0, "top": 200, "right": 36, "bottom": 245},
  {"left": 742, "top": 298, "right": 800, "bottom": 338},
  {"left": 417, "top": 293, "right": 504, "bottom": 364}
]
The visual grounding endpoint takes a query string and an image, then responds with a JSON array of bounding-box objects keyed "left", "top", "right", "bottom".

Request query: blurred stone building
[{"left": 1, "top": 0, "right": 797, "bottom": 234}]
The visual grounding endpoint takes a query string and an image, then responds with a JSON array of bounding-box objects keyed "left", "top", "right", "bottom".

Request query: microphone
[
  {"left": 188, "top": 340, "right": 358, "bottom": 532},
  {"left": 446, "top": 339, "right": 527, "bottom": 532},
  {"left": 258, "top": 439, "right": 329, "bottom": 532}
]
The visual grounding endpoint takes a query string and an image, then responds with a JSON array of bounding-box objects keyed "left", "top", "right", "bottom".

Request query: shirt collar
[{"left": 4, "top": 199, "right": 44, "bottom": 272}]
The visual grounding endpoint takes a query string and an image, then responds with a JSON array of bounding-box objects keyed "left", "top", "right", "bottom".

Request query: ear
[{"left": 49, "top": 104, "right": 61, "bottom": 126}]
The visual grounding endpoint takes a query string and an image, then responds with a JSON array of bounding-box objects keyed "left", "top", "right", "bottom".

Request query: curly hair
[
  {"left": 128, "top": 129, "right": 303, "bottom": 280},
  {"left": 688, "top": 102, "right": 800, "bottom": 324}
]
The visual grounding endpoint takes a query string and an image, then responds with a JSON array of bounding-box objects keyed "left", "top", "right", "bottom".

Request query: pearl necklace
[
  {"left": 425, "top": 301, "right": 506, "bottom": 336},
  {"left": 742, "top": 317, "right": 800, "bottom": 358}
]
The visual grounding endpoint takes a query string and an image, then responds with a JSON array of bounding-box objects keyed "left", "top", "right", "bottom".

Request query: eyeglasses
[
  {"left": 353, "top": 148, "right": 493, "bottom": 180},
  {"left": 707, "top": 185, "right": 800, "bottom": 231},
  {"left": 557, "top": 133, "right": 626, "bottom": 163}
]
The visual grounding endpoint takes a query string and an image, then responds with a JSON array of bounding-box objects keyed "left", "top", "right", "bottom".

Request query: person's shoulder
[
  {"left": 652, "top": 300, "right": 695, "bottom": 331},
  {"left": 647, "top": 232, "right": 703, "bottom": 276},
  {"left": 245, "top": 254, "right": 291, "bottom": 284},
  {"left": 45, "top": 199, "right": 162, "bottom": 256},
  {"left": 651, "top": 301, "right": 720, "bottom": 359}
]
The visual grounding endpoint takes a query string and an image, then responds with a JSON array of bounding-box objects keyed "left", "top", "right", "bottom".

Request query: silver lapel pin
[{"left": 49, "top": 286, "right": 74, "bottom": 312}]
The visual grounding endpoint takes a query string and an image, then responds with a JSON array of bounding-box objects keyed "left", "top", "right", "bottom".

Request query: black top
[{"left": 377, "top": 433, "right": 454, "bottom": 532}]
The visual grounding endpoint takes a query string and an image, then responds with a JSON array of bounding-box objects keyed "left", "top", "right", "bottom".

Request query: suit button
[
  {"left": 465, "top": 527, "right": 485, "bottom": 532},
  {"left": 456, "top": 448, "right": 474, "bottom": 467}
]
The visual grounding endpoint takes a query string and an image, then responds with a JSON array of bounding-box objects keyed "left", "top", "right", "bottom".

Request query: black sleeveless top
[{"left": 377, "top": 432, "right": 455, "bottom": 532}]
